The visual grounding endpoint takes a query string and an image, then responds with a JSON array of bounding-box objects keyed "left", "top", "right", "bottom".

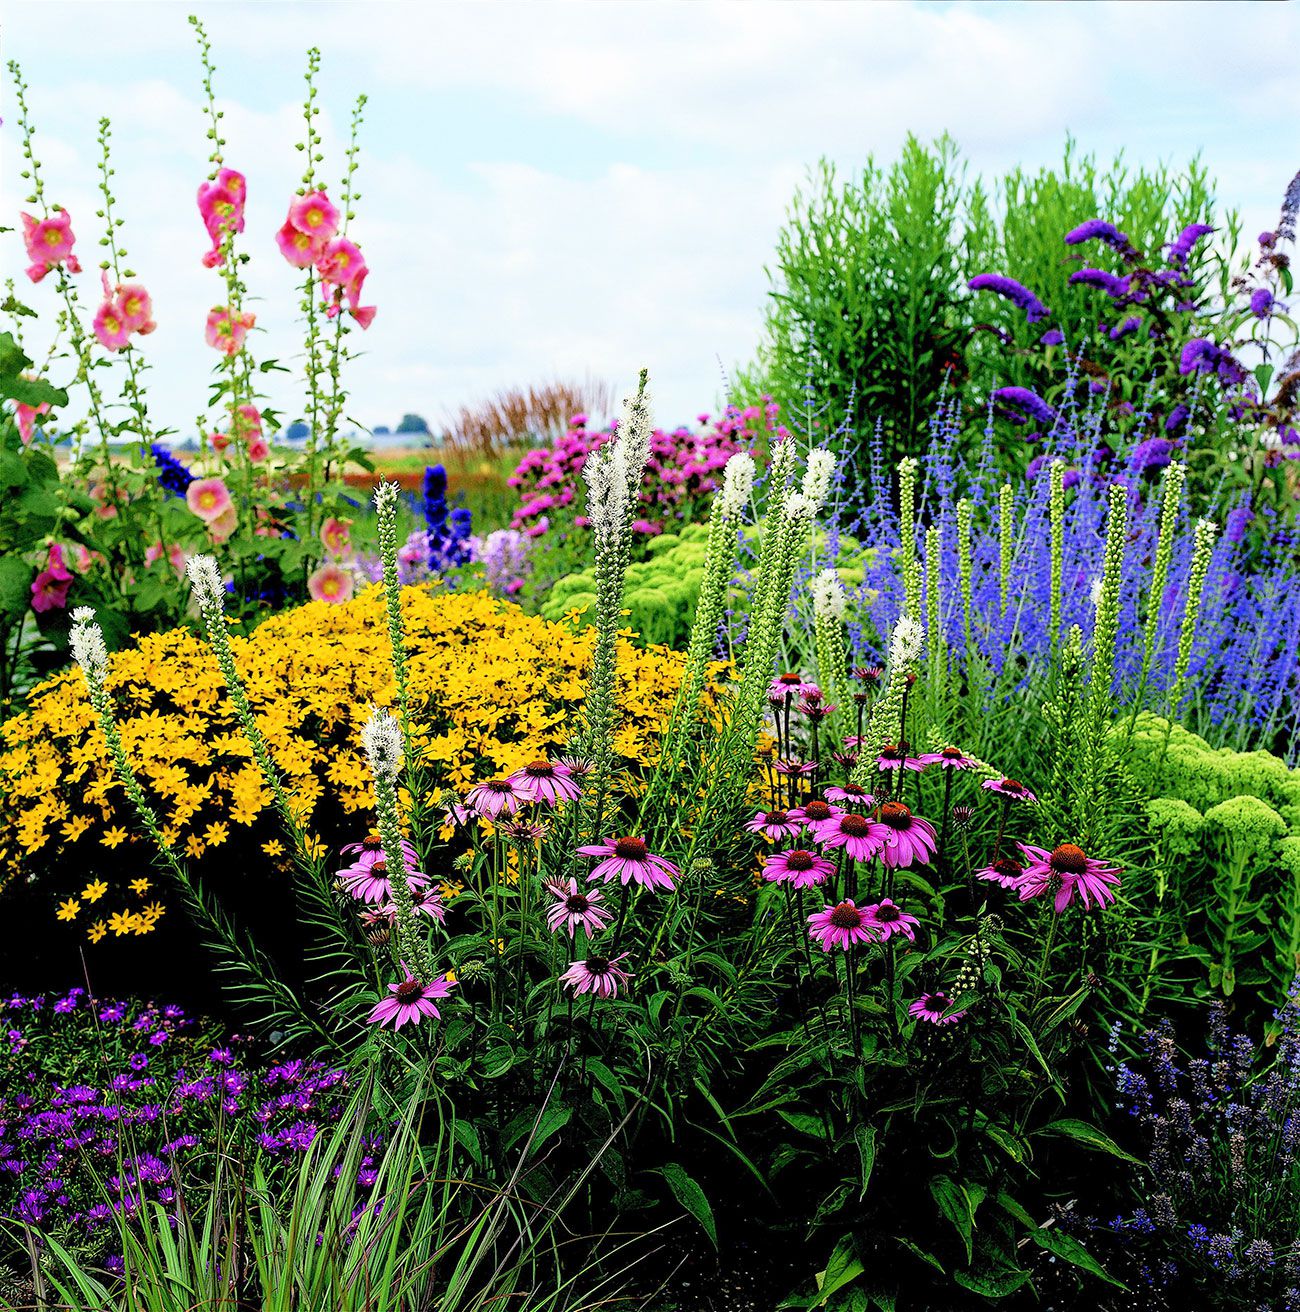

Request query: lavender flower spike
[{"left": 967, "top": 273, "right": 1050, "bottom": 324}]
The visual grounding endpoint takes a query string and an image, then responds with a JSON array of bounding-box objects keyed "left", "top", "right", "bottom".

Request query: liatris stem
[
  {"left": 998, "top": 482, "right": 1013, "bottom": 617},
  {"left": 1168, "top": 517, "right": 1219, "bottom": 719},
  {"left": 937, "top": 768, "right": 956, "bottom": 878},
  {"left": 957, "top": 497, "right": 974, "bottom": 657},
  {"left": 373, "top": 482, "right": 413, "bottom": 746},
  {"left": 1048, "top": 459, "right": 1065, "bottom": 653},
  {"left": 898, "top": 457, "right": 920, "bottom": 622},
  {"left": 992, "top": 795, "right": 1011, "bottom": 863}
]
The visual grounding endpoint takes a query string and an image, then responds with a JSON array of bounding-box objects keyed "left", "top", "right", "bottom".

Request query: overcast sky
[{"left": 4, "top": 0, "right": 1298, "bottom": 438}]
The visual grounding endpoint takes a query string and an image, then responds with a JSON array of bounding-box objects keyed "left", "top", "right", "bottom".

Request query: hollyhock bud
[{"left": 15, "top": 400, "right": 51, "bottom": 446}]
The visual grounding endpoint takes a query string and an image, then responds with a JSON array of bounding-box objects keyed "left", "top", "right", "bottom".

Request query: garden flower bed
[{"left": 2, "top": 15, "right": 1300, "bottom": 1312}]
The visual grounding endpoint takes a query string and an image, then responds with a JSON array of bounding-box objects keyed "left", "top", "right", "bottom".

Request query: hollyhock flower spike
[
  {"left": 818, "top": 812, "right": 887, "bottom": 863},
  {"left": 762, "top": 848, "right": 835, "bottom": 889},
  {"left": 544, "top": 878, "right": 612, "bottom": 937},
  {"left": 560, "top": 953, "right": 632, "bottom": 999},
  {"left": 977, "top": 856, "right": 1025, "bottom": 889},
  {"left": 808, "top": 899, "right": 880, "bottom": 952},
  {"left": 1016, "top": 842, "right": 1121, "bottom": 912},
  {"left": 22, "top": 208, "right": 81, "bottom": 282},
  {"left": 115, "top": 283, "right": 156, "bottom": 335},
  {"left": 874, "top": 802, "right": 938, "bottom": 870},
  {"left": 982, "top": 777, "right": 1038, "bottom": 803},
  {"left": 580, "top": 837, "right": 678, "bottom": 892},
  {"left": 465, "top": 778, "right": 522, "bottom": 819},
  {"left": 509, "top": 759, "right": 582, "bottom": 806},
  {"left": 745, "top": 810, "right": 805, "bottom": 841},
  {"left": 288, "top": 190, "right": 340, "bottom": 242},
  {"left": 307, "top": 563, "right": 354, "bottom": 604},
  {"left": 917, "top": 746, "right": 977, "bottom": 770},
  {"left": 277, "top": 221, "right": 320, "bottom": 269},
  {"left": 865, "top": 898, "right": 921, "bottom": 942},
  {"left": 368, "top": 965, "right": 454, "bottom": 1030},
  {"left": 909, "top": 991, "right": 966, "bottom": 1026}
]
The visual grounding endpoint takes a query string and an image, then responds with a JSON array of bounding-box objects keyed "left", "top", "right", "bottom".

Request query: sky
[{"left": 3, "top": 0, "right": 1298, "bottom": 439}]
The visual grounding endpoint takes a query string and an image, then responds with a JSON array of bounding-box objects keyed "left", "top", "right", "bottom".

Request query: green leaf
[
  {"left": 854, "top": 1124, "right": 876, "bottom": 1199},
  {"left": 983, "top": 1123, "right": 1028, "bottom": 1164},
  {"left": 779, "top": 1109, "right": 828, "bottom": 1138},
  {"left": 659, "top": 1162, "right": 717, "bottom": 1248},
  {"left": 930, "top": 1175, "right": 975, "bottom": 1263},
  {"left": 0, "top": 450, "right": 28, "bottom": 490},
  {"left": 894, "top": 1236, "right": 945, "bottom": 1275},
  {"left": 952, "top": 1265, "right": 1031, "bottom": 1298},
  {"left": 1031, "top": 1226, "right": 1124, "bottom": 1287},
  {"left": 0, "top": 556, "right": 32, "bottom": 621},
  {"left": 1034, "top": 1118, "right": 1141, "bottom": 1164}
]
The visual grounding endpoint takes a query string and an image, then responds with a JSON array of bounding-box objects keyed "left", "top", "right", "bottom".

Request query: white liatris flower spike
[
  {"left": 71, "top": 606, "right": 98, "bottom": 627},
  {"left": 582, "top": 441, "right": 630, "bottom": 539},
  {"left": 716, "top": 451, "right": 756, "bottom": 520},
  {"left": 811, "top": 568, "right": 846, "bottom": 623},
  {"left": 889, "top": 616, "right": 926, "bottom": 666},
  {"left": 70, "top": 617, "right": 109, "bottom": 681},
  {"left": 186, "top": 554, "right": 225, "bottom": 609},
  {"left": 373, "top": 480, "right": 400, "bottom": 515},
  {"left": 362, "top": 707, "right": 404, "bottom": 782},
  {"left": 1089, "top": 576, "right": 1104, "bottom": 609},
  {"left": 784, "top": 492, "right": 815, "bottom": 524},
  {"left": 801, "top": 448, "right": 836, "bottom": 510},
  {"left": 618, "top": 373, "right": 654, "bottom": 493}
]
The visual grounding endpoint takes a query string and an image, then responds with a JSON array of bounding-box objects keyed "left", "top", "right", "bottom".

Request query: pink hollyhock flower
[
  {"left": 509, "top": 759, "right": 581, "bottom": 806},
  {"left": 207, "top": 503, "right": 238, "bottom": 544},
  {"left": 744, "top": 809, "right": 805, "bottom": 841},
  {"left": 579, "top": 837, "right": 678, "bottom": 892},
  {"left": 31, "top": 545, "right": 73, "bottom": 613},
  {"left": 560, "top": 953, "right": 632, "bottom": 999},
  {"left": 144, "top": 541, "right": 186, "bottom": 574},
  {"left": 864, "top": 898, "right": 921, "bottom": 942},
  {"left": 817, "top": 812, "right": 887, "bottom": 864},
  {"left": 186, "top": 477, "right": 232, "bottom": 524},
  {"left": 15, "top": 400, "right": 50, "bottom": 446},
  {"left": 307, "top": 562, "right": 354, "bottom": 604},
  {"left": 115, "top": 283, "right": 156, "bottom": 335},
  {"left": 465, "top": 778, "right": 522, "bottom": 818},
  {"left": 317, "top": 236, "right": 365, "bottom": 293},
  {"left": 246, "top": 436, "right": 270, "bottom": 462},
  {"left": 204, "top": 306, "right": 255, "bottom": 356},
  {"left": 909, "top": 991, "right": 966, "bottom": 1026},
  {"left": 544, "top": 878, "right": 612, "bottom": 937},
  {"left": 22, "top": 209, "right": 81, "bottom": 283},
  {"left": 92, "top": 282, "right": 131, "bottom": 352},
  {"left": 368, "top": 965, "right": 454, "bottom": 1030},
  {"left": 351, "top": 304, "right": 377, "bottom": 330},
  {"left": 288, "top": 190, "right": 339, "bottom": 242},
  {"left": 276, "top": 220, "right": 320, "bottom": 269},
  {"left": 234, "top": 404, "right": 263, "bottom": 438},
  {"left": 874, "top": 802, "right": 938, "bottom": 870},
  {"left": 319, "top": 516, "right": 352, "bottom": 557},
  {"left": 209, "top": 430, "right": 231, "bottom": 453},
  {"left": 762, "top": 848, "right": 834, "bottom": 889},
  {"left": 1015, "top": 842, "right": 1121, "bottom": 913},
  {"left": 807, "top": 899, "right": 879, "bottom": 952},
  {"left": 197, "top": 169, "right": 246, "bottom": 266}
]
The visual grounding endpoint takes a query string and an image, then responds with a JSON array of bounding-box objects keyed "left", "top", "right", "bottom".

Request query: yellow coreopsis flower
[
  {"left": 100, "top": 827, "right": 130, "bottom": 849},
  {"left": 56, "top": 898, "right": 80, "bottom": 922},
  {"left": 87, "top": 920, "right": 107, "bottom": 944},
  {"left": 129, "top": 878, "right": 151, "bottom": 896},
  {"left": 82, "top": 879, "right": 108, "bottom": 903}
]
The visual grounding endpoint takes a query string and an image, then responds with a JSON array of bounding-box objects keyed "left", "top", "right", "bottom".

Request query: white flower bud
[
  {"left": 889, "top": 616, "right": 925, "bottom": 666},
  {"left": 185, "top": 555, "right": 225, "bottom": 610},
  {"left": 361, "top": 707, "right": 404, "bottom": 782},
  {"left": 582, "top": 442, "right": 629, "bottom": 538},
  {"left": 618, "top": 378, "right": 654, "bottom": 493},
  {"left": 811, "top": 568, "right": 846, "bottom": 623},
  {"left": 716, "top": 452, "right": 755, "bottom": 520}
]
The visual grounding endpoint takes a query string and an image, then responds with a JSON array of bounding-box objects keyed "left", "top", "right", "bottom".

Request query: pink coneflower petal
[
  {"left": 875, "top": 743, "right": 927, "bottom": 773},
  {"left": 976, "top": 856, "right": 1025, "bottom": 889},
  {"left": 544, "top": 878, "right": 612, "bottom": 937},
  {"left": 579, "top": 837, "right": 678, "bottom": 892},
  {"left": 559, "top": 952, "right": 632, "bottom": 998},
  {"left": 465, "top": 778, "right": 522, "bottom": 818},
  {"left": 824, "top": 784, "right": 874, "bottom": 807},
  {"left": 981, "top": 777, "right": 1038, "bottom": 803},
  {"left": 864, "top": 898, "right": 921, "bottom": 942},
  {"left": 744, "top": 810, "right": 804, "bottom": 841},
  {"left": 818, "top": 812, "right": 888, "bottom": 864},
  {"left": 908, "top": 991, "right": 965, "bottom": 1025},
  {"left": 509, "top": 760, "right": 582, "bottom": 806},
  {"left": 762, "top": 848, "right": 835, "bottom": 889},
  {"left": 1015, "top": 842, "right": 1121, "bottom": 912},
  {"left": 916, "top": 746, "right": 978, "bottom": 770},
  {"left": 873, "top": 802, "right": 938, "bottom": 870},
  {"left": 367, "top": 966, "right": 455, "bottom": 1030}
]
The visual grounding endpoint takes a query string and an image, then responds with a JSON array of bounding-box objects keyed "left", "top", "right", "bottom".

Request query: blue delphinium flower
[{"left": 150, "top": 443, "right": 194, "bottom": 497}]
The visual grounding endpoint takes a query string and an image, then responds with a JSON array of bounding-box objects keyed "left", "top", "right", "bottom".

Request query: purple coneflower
[
  {"left": 818, "top": 812, "right": 886, "bottom": 863},
  {"left": 875, "top": 744, "right": 926, "bottom": 773},
  {"left": 556, "top": 754, "right": 595, "bottom": 779},
  {"left": 342, "top": 857, "right": 430, "bottom": 905},
  {"left": 560, "top": 953, "right": 632, "bottom": 998},
  {"left": 1015, "top": 842, "right": 1121, "bottom": 912},
  {"left": 341, "top": 832, "right": 419, "bottom": 867},
  {"left": 792, "top": 798, "right": 841, "bottom": 839},
  {"left": 745, "top": 809, "right": 804, "bottom": 841},
  {"left": 368, "top": 966, "right": 455, "bottom": 1030},
  {"left": 465, "top": 778, "right": 523, "bottom": 818},
  {"left": 874, "top": 802, "right": 938, "bottom": 870},
  {"left": 381, "top": 886, "right": 447, "bottom": 926},
  {"left": 544, "top": 878, "right": 612, "bottom": 937},
  {"left": 908, "top": 991, "right": 966, "bottom": 1026},
  {"left": 768, "top": 672, "right": 818, "bottom": 702},
  {"left": 774, "top": 758, "right": 817, "bottom": 780},
  {"left": 508, "top": 759, "right": 581, "bottom": 806},
  {"left": 762, "top": 848, "right": 834, "bottom": 889},
  {"left": 830, "top": 749, "right": 859, "bottom": 770},
  {"left": 825, "top": 782, "right": 874, "bottom": 806},
  {"left": 981, "top": 777, "right": 1037, "bottom": 803},
  {"left": 917, "top": 746, "right": 977, "bottom": 770},
  {"left": 864, "top": 898, "right": 920, "bottom": 942},
  {"left": 808, "top": 899, "right": 880, "bottom": 952},
  {"left": 579, "top": 837, "right": 678, "bottom": 892},
  {"left": 976, "top": 856, "right": 1025, "bottom": 889},
  {"left": 798, "top": 694, "right": 836, "bottom": 721}
]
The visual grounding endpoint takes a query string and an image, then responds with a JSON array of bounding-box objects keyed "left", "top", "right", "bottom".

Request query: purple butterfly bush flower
[
  {"left": 1064, "top": 218, "right": 1133, "bottom": 254},
  {"left": 992, "top": 386, "right": 1056, "bottom": 427},
  {"left": 1166, "top": 222, "right": 1215, "bottom": 268},
  {"left": 1250, "top": 287, "right": 1275, "bottom": 319},
  {"left": 967, "top": 273, "right": 1050, "bottom": 323},
  {"left": 1069, "top": 268, "right": 1131, "bottom": 298},
  {"left": 1130, "top": 437, "right": 1176, "bottom": 474},
  {"left": 1109, "top": 315, "right": 1143, "bottom": 341}
]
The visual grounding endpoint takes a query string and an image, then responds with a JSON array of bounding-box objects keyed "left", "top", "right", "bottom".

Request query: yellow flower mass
[{"left": 0, "top": 585, "right": 723, "bottom": 939}]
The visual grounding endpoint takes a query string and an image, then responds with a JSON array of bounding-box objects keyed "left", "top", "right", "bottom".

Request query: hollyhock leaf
[
  {"left": 6, "top": 374, "right": 66, "bottom": 409},
  {"left": 659, "top": 1161, "right": 717, "bottom": 1248},
  {"left": 1033, "top": 1118, "right": 1141, "bottom": 1164}
]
